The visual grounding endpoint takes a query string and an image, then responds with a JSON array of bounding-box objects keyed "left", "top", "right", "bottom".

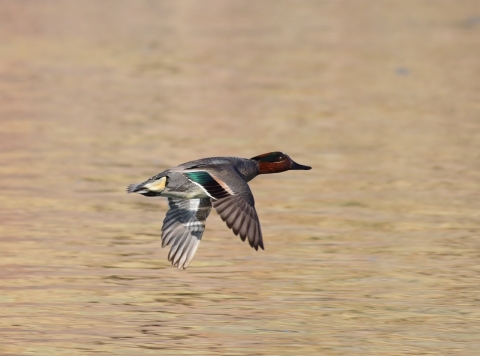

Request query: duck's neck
[{"left": 231, "top": 158, "right": 261, "bottom": 182}]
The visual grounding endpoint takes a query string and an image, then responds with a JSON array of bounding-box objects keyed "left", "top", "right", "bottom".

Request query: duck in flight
[{"left": 127, "top": 152, "right": 311, "bottom": 269}]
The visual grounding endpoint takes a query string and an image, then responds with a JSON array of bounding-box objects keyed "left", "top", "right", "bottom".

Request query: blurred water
[{"left": 1, "top": 1, "right": 479, "bottom": 355}]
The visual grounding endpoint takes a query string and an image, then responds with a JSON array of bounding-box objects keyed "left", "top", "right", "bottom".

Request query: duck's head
[{"left": 251, "top": 151, "right": 312, "bottom": 174}]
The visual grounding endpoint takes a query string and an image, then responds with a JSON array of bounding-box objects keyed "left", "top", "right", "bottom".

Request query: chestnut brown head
[{"left": 250, "top": 151, "right": 312, "bottom": 174}]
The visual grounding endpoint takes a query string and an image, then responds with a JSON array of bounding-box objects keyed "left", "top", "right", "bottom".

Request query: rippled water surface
[{"left": 1, "top": 1, "right": 480, "bottom": 355}]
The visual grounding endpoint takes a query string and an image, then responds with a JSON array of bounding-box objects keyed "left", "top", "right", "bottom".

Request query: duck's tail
[
  {"left": 126, "top": 176, "right": 167, "bottom": 196},
  {"left": 126, "top": 183, "right": 141, "bottom": 193}
]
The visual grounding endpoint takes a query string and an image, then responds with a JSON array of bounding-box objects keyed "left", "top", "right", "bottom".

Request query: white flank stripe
[{"left": 186, "top": 180, "right": 216, "bottom": 199}]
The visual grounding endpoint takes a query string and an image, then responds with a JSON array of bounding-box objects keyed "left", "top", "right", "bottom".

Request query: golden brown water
[{"left": 1, "top": 1, "right": 479, "bottom": 355}]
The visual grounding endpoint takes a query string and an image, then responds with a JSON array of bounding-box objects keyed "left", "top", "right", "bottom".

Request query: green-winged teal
[{"left": 127, "top": 151, "right": 311, "bottom": 269}]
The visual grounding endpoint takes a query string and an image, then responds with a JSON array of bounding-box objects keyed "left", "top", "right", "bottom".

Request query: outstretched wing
[
  {"left": 212, "top": 193, "right": 263, "bottom": 250},
  {"left": 184, "top": 167, "right": 264, "bottom": 250},
  {"left": 161, "top": 198, "right": 212, "bottom": 269}
]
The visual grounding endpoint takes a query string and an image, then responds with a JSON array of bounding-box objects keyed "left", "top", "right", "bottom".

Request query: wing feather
[
  {"left": 180, "top": 165, "right": 264, "bottom": 251},
  {"left": 212, "top": 194, "right": 264, "bottom": 251},
  {"left": 231, "top": 205, "right": 246, "bottom": 236},
  {"left": 161, "top": 198, "right": 212, "bottom": 269}
]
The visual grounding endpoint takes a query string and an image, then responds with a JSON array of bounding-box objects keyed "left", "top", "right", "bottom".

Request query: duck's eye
[{"left": 251, "top": 152, "right": 287, "bottom": 163}]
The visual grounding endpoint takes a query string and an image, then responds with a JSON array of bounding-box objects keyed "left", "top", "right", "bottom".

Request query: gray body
[{"left": 131, "top": 157, "right": 259, "bottom": 199}]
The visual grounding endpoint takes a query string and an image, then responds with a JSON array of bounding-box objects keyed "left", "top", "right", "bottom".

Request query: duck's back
[{"left": 175, "top": 156, "right": 259, "bottom": 182}]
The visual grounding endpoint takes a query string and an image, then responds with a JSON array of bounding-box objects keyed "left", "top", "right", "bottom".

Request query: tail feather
[
  {"left": 126, "top": 176, "right": 167, "bottom": 196},
  {"left": 126, "top": 183, "right": 141, "bottom": 193}
]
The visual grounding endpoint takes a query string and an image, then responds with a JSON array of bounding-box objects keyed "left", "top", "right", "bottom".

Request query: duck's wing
[
  {"left": 183, "top": 166, "right": 264, "bottom": 250},
  {"left": 161, "top": 198, "right": 212, "bottom": 269}
]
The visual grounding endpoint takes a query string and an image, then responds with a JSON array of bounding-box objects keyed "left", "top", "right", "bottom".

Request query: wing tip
[
  {"left": 258, "top": 241, "right": 265, "bottom": 250},
  {"left": 251, "top": 240, "right": 264, "bottom": 251}
]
